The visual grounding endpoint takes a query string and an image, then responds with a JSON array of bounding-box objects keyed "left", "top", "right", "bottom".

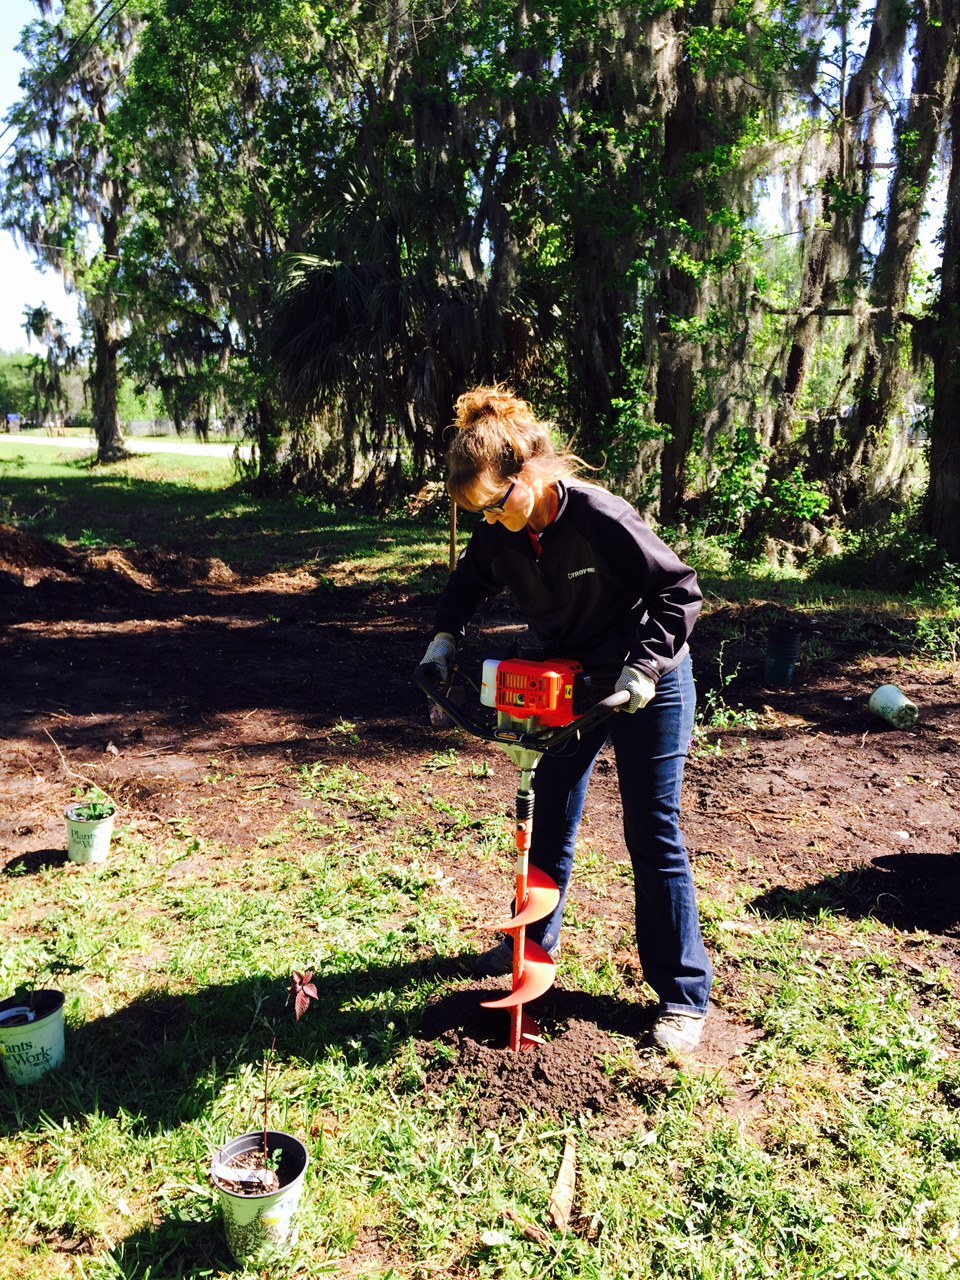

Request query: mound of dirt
[
  {"left": 0, "top": 524, "right": 233, "bottom": 594},
  {"left": 418, "top": 1019, "right": 647, "bottom": 1129},
  {"left": 0, "top": 524, "right": 78, "bottom": 586},
  {"left": 83, "top": 550, "right": 158, "bottom": 592},
  {"left": 121, "top": 548, "right": 234, "bottom": 586},
  {"left": 414, "top": 984, "right": 664, "bottom": 1130}
]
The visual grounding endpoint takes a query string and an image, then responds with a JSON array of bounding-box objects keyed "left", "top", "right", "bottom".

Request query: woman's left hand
[{"left": 614, "top": 665, "right": 656, "bottom": 712}]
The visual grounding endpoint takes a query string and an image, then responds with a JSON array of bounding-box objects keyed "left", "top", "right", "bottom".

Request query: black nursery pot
[{"left": 764, "top": 623, "right": 802, "bottom": 688}]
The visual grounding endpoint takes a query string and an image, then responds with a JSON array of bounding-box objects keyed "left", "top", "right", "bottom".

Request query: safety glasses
[{"left": 480, "top": 481, "right": 516, "bottom": 515}]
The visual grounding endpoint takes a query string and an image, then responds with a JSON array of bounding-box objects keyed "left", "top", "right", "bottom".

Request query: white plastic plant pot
[
  {"left": 0, "top": 990, "right": 65, "bottom": 1084},
  {"left": 868, "top": 684, "right": 919, "bottom": 730},
  {"left": 64, "top": 805, "right": 115, "bottom": 864},
  {"left": 211, "top": 1130, "right": 309, "bottom": 1266}
]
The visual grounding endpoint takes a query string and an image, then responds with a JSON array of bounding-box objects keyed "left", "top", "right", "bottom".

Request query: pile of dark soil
[{"left": 0, "top": 524, "right": 233, "bottom": 593}]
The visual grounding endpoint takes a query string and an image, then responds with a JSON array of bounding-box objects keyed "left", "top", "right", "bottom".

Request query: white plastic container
[
  {"left": 0, "top": 990, "right": 65, "bottom": 1084},
  {"left": 65, "top": 805, "right": 115, "bottom": 864},
  {"left": 212, "top": 1130, "right": 309, "bottom": 1265},
  {"left": 868, "top": 684, "right": 919, "bottom": 729}
]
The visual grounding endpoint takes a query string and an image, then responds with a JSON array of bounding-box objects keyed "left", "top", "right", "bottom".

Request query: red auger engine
[{"left": 480, "top": 657, "right": 585, "bottom": 728}]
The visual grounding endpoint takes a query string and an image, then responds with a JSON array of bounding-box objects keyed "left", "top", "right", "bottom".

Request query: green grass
[
  {"left": 0, "top": 440, "right": 450, "bottom": 586},
  {"left": 2, "top": 767, "right": 958, "bottom": 1279}
]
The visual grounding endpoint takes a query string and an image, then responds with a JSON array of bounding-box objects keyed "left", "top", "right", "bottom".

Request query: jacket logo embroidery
[{"left": 567, "top": 567, "right": 596, "bottom": 579}]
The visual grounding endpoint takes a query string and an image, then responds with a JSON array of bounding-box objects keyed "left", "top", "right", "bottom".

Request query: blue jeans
[{"left": 527, "top": 655, "right": 712, "bottom": 1016}]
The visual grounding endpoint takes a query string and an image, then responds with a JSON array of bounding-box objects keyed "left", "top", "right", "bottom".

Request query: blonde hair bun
[{"left": 446, "top": 385, "right": 586, "bottom": 509}]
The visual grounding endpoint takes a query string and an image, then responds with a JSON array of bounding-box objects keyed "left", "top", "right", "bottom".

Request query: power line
[
  {"left": 0, "top": 0, "right": 119, "bottom": 149},
  {"left": 11, "top": 235, "right": 118, "bottom": 259},
  {"left": 0, "top": 0, "right": 137, "bottom": 164}
]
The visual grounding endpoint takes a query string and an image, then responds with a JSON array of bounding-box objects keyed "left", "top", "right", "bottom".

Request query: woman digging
[{"left": 420, "top": 386, "right": 712, "bottom": 1053}]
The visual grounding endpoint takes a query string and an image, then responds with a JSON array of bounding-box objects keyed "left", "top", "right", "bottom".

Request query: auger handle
[{"left": 414, "top": 663, "right": 630, "bottom": 752}]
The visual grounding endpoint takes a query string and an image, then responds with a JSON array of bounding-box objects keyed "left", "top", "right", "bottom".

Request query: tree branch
[{"left": 753, "top": 297, "right": 922, "bottom": 325}]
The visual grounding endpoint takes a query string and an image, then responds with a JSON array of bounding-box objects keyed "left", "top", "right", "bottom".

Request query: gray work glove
[
  {"left": 420, "top": 632, "right": 456, "bottom": 684},
  {"left": 614, "top": 664, "right": 657, "bottom": 713}
]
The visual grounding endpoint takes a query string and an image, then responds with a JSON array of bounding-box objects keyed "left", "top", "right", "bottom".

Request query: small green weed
[
  {"left": 425, "top": 748, "right": 459, "bottom": 772},
  {"left": 297, "top": 761, "right": 399, "bottom": 818},
  {"left": 331, "top": 718, "right": 361, "bottom": 744},
  {"left": 693, "top": 640, "right": 759, "bottom": 755},
  {"left": 66, "top": 784, "right": 116, "bottom": 821}
]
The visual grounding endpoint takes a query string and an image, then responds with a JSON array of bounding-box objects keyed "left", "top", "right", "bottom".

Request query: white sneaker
[{"left": 648, "top": 1011, "right": 705, "bottom": 1053}]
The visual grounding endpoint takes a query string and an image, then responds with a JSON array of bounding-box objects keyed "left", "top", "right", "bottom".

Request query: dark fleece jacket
[{"left": 433, "top": 482, "right": 702, "bottom": 687}]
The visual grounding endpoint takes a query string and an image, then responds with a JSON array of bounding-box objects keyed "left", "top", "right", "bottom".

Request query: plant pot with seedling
[
  {"left": 64, "top": 788, "right": 116, "bottom": 864},
  {"left": 0, "top": 988, "right": 65, "bottom": 1084},
  {"left": 210, "top": 970, "right": 318, "bottom": 1266}
]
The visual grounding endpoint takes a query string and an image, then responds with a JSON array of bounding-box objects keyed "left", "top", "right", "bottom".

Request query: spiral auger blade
[{"left": 480, "top": 783, "right": 560, "bottom": 1051}]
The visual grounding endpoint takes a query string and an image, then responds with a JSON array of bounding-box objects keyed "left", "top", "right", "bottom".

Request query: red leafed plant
[
  {"left": 252, "top": 973, "right": 319, "bottom": 1163},
  {"left": 290, "top": 970, "right": 319, "bottom": 1021}
]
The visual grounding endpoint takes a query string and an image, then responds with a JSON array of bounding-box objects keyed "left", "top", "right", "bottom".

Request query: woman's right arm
[{"left": 431, "top": 528, "right": 503, "bottom": 641}]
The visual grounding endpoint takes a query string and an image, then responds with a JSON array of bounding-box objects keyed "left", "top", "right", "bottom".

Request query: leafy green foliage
[
  {"left": 68, "top": 785, "right": 116, "bottom": 822},
  {"left": 810, "top": 510, "right": 957, "bottom": 592},
  {"left": 769, "top": 467, "right": 830, "bottom": 522},
  {"left": 67, "top": 799, "right": 115, "bottom": 822},
  {"left": 911, "top": 578, "right": 960, "bottom": 662},
  {"left": 692, "top": 639, "right": 760, "bottom": 756},
  {"left": 0, "top": 352, "right": 35, "bottom": 417},
  {"left": 702, "top": 425, "right": 772, "bottom": 541}
]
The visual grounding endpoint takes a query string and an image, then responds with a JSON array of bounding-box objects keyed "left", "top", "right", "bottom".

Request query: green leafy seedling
[{"left": 69, "top": 786, "right": 116, "bottom": 822}]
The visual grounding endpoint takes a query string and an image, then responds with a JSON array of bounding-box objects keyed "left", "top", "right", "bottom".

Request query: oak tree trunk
[
  {"left": 846, "top": 1, "right": 959, "bottom": 507},
  {"left": 923, "top": 75, "right": 960, "bottom": 559},
  {"left": 91, "top": 309, "right": 124, "bottom": 463}
]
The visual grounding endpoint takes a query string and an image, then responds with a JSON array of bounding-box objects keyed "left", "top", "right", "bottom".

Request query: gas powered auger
[{"left": 415, "top": 656, "right": 628, "bottom": 1052}]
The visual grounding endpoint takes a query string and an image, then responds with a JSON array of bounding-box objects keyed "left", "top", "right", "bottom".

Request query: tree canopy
[{"left": 3, "top": 0, "right": 958, "bottom": 560}]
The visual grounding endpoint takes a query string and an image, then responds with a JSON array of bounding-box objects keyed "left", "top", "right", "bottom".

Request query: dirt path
[{"left": 2, "top": 525, "right": 958, "bottom": 1118}]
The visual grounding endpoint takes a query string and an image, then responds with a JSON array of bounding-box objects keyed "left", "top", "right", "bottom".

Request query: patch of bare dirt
[{"left": 1, "top": 528, "right": 958, "bottom": 1128}]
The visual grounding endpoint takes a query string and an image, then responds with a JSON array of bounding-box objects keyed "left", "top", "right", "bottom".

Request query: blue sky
[{"left": 0, "top": 0, "right": 79, "bottom": 354}]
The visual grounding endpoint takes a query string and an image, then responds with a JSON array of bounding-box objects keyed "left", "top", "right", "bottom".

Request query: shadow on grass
[
  {"left": 104, "top": 1215, "right": 230, "bottom": 1280},
  {"left": 0, "top": 459, "right": 448, "bottom": 580},
  {"left": 0, "top": 947, "right": 662, "bottom": 1133},
  {"left": 0, "top": 955, "right": 469, "bottom": 1139},
  {"left": 749, "top": 851, "right": 960, "bottom": 935},
  {"left": 3, "top": 848, "right": 68, "bottom": 874}
]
